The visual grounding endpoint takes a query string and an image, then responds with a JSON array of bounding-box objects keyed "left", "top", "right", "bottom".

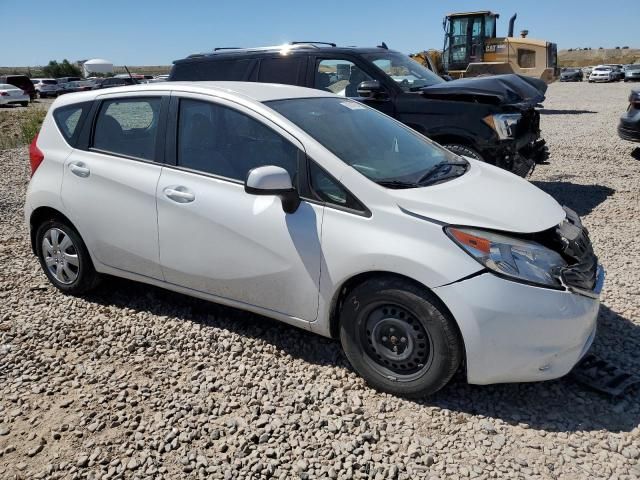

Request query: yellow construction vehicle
[{"left": 442, "top": 11, "right": 559, "bottom": 84}]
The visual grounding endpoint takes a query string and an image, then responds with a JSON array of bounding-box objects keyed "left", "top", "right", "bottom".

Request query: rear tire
[
  {"left": 339, "top": 277, "right": 463, "bottom": 398},
  {"left": 442, "top": 144, "right": 485, "bottom": 162},
  {"left": 20, "top": 102, "right": 28, "bottom": 107},
  {"left": 35, "top": 219, "right": 100, "bottom": 295}
]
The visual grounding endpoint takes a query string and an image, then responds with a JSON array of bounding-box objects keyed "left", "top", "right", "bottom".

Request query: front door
[{"left": 156, "top": 95, "right": 323, "bottom": 321}]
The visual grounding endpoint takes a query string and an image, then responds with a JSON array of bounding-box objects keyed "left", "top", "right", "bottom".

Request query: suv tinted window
[
  {"left": 258, "top": 56, "right": 305, "bottom": 85},
  {"left": 93, "top": 98, "right": 161, "bottom": 160},
  {"left": 172, "top": 59, "right": 256, "bottom": 81},
  {"left": 177, "top": 98, "right": 298, "bottom": 181},
  {"left": 53, "top": 102, "right": 90, "bottom": 144},
  {"left": 3, "top": 75, "right": 33, "bottom": 91}
]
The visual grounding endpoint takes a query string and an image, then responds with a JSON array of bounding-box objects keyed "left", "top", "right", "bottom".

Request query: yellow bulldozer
[{"left": 439, "top": 11, "right": 559, "bottom": 84}]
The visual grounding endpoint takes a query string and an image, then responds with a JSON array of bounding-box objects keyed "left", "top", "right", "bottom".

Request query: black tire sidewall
[
  {"left": 339, "top": 279, "right": 462, "bottom": 397},
  {"left": 443, "top": 144, "right": 484, "bottom": 163},
  {"left": 35, "top": 220, "right": 95, "bottom": 294}
]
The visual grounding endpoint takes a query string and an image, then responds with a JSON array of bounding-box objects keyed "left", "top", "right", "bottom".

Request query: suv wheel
[
  {"left": 339, "top": 277, "right": 463, "bottom": 398},
  {"left": 35, "top": 220, "right": 100, "bottom": 295},
  {"left": 443, "top": 144, "right": 484, "bottom": 162}
]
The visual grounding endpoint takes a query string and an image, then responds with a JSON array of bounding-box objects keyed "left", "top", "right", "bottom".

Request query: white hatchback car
[{"left": 25, "top": 82, "right": 604, "bottom": 397}]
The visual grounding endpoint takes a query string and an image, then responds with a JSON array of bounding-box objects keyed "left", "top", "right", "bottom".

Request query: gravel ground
[{"left": 1, "top": 82, "right": 639, "bottom": 479}]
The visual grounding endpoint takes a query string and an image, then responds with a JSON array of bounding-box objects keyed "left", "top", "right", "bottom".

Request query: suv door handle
[
  {"left": 164, "top": 186, "right": 195, "bottom": 203},
  {"left": 69, "top": 162, "right": 90, "bottom": 178}
]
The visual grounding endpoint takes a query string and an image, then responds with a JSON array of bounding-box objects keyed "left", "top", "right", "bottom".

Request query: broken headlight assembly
[
  {"left": 445, "top": 227, "right": 567, "bottom": 288},
  {"left": 483, "top": 113, "right": 522, "bottom": 139}
]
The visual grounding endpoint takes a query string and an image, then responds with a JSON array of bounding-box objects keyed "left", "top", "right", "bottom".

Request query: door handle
[
  {"left": 164, "top": 186, "right": 195, "bottom": 203},
  {"left": 69, "top": 162, "right": 90, "bottom": 178}
]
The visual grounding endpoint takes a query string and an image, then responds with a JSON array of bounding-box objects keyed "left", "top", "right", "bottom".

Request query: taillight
[
  {"left": 0, "top": 92, "right": 7, "bottom": 96},
  {"left": 29, "top": 133, "right": 44, "bottom": 176}
]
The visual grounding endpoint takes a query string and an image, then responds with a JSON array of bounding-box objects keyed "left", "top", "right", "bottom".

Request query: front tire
[
  {"left": 35, "top": 220, "right": 100, "bottom": 295},
  {"left": 339, "top": 277, "right": 463, "bottom": 398}
]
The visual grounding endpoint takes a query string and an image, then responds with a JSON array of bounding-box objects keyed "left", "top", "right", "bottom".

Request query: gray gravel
[{"left": 1, "top": 81, "right": 639, "bottom": 479}]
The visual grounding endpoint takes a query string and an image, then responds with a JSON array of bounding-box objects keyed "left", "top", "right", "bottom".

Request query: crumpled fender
[{"left": 420, "top": 74, "right": 547, "bottom": 107}]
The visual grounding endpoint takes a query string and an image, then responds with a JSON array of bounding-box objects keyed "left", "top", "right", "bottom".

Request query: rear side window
[
  {"left": 171, "top": 59, "right": 256, "bottom": 81},
  {"left": 258, "top": 57, "right": 306, "bottom": 85},
  {"left": 93, "top": 98, "right": 161, "bottom": 160},
  {"left": 53, "top": 102, "right": 91, "bottom": 145}
]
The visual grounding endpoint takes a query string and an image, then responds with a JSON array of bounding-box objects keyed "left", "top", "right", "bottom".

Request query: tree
[{"left": 42, "top": 59, "right": 82, "bottom": 78}]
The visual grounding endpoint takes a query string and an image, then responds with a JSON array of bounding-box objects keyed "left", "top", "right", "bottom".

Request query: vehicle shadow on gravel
[
  {"left": 85, "top": 278, "right": 639, "bottom": 434},
  {"left": 538, "top": 109, "right": 597, "bottom": 115},
  {"left": 532, "top": 181, "right": 615, "bottom": 217},
  {"left": 631, "top": 147, "right": 640, "bottom": 161}
]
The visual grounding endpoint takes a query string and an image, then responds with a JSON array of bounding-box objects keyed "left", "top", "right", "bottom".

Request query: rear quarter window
[{"left": 53, "top": 102, "right": 91, "bottom": 145}]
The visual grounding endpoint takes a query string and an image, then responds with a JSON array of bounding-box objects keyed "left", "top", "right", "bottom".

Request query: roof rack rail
[
  {"left": 290, "top": 41, "right": 337, "bottom": 47},
  {"left": 214, "top": 47, "right": 243, "bottom": 51}
]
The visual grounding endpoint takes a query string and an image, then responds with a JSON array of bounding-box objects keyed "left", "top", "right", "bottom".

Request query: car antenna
[
  {"left": 124, "top": 66, "right": 139, "bottom": 84},
  {"left": 377, "top": 42, "right": 389, "bottom": 49}
]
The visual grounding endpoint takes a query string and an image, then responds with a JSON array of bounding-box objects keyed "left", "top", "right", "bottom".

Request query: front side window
[
  {"left": 269, "top": 97, "right": 465, "bottom": 188},
  {"left": 363, "top": 52, "right": 444, "bottom": 91},
  {"left": 177, "top": 99, "right": 298, "bottom": 181},
  {"left": 314, "top": 59, "right": 373, "bottom": 97},
  {"left": 93, "top": 97, "right": 161, "bottom": 160}
]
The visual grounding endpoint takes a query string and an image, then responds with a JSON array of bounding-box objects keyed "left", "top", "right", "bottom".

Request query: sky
[{"left": 1, "top": 0, "right": 638, "bottom": 66}]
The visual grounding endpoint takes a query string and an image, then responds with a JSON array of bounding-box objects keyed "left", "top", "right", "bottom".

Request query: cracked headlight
[
  {"left": 483, "top": 113, "right": 522, "bottom": 139},
  {"left": 446, "top": 227, "right": 567, "bottom": 288}
]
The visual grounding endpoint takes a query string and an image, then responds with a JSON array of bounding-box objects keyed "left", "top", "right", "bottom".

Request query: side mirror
[
  {"left": 441, "top": 74, "right": 454, "bottom": 82},
  {"left": 245, "top": 165, "right": 300, "bottom": 214},
  {"left": 357, "top": 80, "right": 388, "bottom": 100}
]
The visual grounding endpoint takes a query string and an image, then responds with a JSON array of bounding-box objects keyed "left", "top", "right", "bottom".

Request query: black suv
[{"left": 169, "top": 43, "right": 549, "bottom": 176}]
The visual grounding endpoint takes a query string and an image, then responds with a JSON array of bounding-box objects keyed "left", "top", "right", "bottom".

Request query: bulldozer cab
[
  {"left": 443, "top": 11, "right": 498, "bottom": 72},
  {"left": 442, "top": 11, "right": 558, "bottom": 84}
]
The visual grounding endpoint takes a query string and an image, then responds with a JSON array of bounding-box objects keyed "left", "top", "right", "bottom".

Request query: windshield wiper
[
  {"left": 417, "top": 161, "right": 469, "bottom": 185},
  {"left": 376, "top": 180, "right": 421, "bottom": 189}
]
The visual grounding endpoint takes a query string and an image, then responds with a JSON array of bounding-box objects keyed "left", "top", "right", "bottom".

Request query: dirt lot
[{"left": 1, "top": 82, "right": 639, "bottom": 479}]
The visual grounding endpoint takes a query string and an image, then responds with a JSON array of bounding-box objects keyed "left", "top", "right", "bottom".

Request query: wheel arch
[
  {"left": 328, "top": 271, "right": 463, "bottom": 342},
  {"left": 29, "top": 206, "right": 78, "bottom": 255}
]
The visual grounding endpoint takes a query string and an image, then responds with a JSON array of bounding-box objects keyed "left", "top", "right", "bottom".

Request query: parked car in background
[
  {"left": 589, "top": 66, "right": 614, "bottom": 83},
  {"left": 0, "top": 83, "right": 30, "bottom": 107},
  {"left": 606, "top": 65, "right": 625, "bottom": 81},
  {"left": 560, "top": 68, "right": 583, "bottom": 82},
  {"left": 57, "top": 81, "right": 94, "bottom": 95},
  {"left": 170, "top": 43, "right": 551, "bottom": 177},
  {"left": 623, "top": 65, "right": 640, "bottom": 82},
  {"left": 618, "top": 90, "right": 640, "bottom": 142},
  {"left": 97, "top": 77, "right": 138, "bottom": 89},
  {"left": 25, "top": 82, "right": 604, "bottom": 397},
  {"left": 31, "top": 78, "right": 59, "bottom": 98},
  {"left": 0, "top": 75, "right": 36, "bottom": 100},
  {"left": 56, "top": 77, "right": 81, "bottom": 85}
]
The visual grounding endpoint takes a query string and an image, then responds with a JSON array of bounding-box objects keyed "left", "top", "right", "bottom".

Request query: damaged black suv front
[{"left": 408, "top": 73, "right": 550, "bottom": 177}]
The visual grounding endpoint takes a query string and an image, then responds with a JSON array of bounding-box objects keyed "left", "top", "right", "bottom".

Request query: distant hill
[{"left": 559, "top": 48, "right": 639, "bottom": 67}]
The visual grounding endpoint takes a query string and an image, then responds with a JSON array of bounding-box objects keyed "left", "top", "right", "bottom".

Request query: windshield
[
  {"left": 362, "top": 52, "right": 444, "bottom": 91},
  {"left": 268, "top": 97, "right": 465, "bottom": 187},
  {"left": 627, "top": 65, "right": 640, "bottom": 71}
]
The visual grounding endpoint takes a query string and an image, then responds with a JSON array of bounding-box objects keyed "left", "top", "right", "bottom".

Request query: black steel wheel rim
[{"left": 358, "top": 302, "right": 434, "bottom": 381}]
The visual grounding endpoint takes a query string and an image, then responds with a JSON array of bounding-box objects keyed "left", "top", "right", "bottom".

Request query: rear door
[{"left": 60, "top": 92, "right": 169, "bottom": 279}]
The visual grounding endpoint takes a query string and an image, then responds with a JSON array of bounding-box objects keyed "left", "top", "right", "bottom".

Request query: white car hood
[{"left": 389, "top": 159, "right": 566, "bottom": 233}]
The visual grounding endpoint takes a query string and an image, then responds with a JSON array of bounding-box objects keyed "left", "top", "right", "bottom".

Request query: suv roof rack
[{"left": 290, "top": 41, "right": 337, "bottom": 47}]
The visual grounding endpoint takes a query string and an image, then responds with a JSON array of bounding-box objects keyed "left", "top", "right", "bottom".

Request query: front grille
[{"left": 555, "top": 207, "right": 598, "bottom": 291}]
